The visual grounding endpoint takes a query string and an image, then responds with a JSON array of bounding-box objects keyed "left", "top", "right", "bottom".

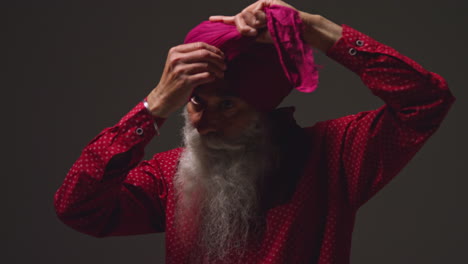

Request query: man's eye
[
  {"left": 190, "top": 96, "right": 201, "bottom": 105},
  {"left": 220, "top": 100, "right": 234, "bottom": 110}
]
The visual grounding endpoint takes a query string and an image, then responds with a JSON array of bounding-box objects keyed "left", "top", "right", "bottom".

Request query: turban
[{"left": 184, "top": 5, "right": 319, "bottom": 112}]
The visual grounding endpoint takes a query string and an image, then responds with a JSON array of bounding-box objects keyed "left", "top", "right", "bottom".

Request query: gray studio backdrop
[{"left": 8, "top": 0, "right": 467, "bottom": 263}]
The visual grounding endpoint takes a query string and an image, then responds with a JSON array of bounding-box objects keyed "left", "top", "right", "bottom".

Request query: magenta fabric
[
  {"left": 265, "top": 5, "right": 318, "bottom": 93},
  {"left": 55, "top": 25, "right": 455, "bottom": 263},
  {"left": 183, "top": 5, "right": 318, "bottom": 112}
]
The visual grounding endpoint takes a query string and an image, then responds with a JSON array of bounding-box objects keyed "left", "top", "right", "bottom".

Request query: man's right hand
[{"left": 146, "top": 42, "right": 226, "bottom": 118}]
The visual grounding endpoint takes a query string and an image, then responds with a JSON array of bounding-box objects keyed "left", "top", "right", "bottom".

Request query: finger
[
  {"left": 253, "top": 10, "right": 267, "bottom": 27},
  {"left": 172, "top": 42, "right": 224, "bottom": 58},
  {"left": 235, "top": 14, "right": 257, "bottom": 36},
  {"left": 209, "top": 15, "right": 236, "bottom": 25},
  {"left": 241, "top": 11, "right": 262, "bottom": 29},
  {"left": 243, "top": 0, "right": 266, "bottom": 13},
  {"left": 183, "top": 62, "right": 225, "bottom": 79},
  {"left": 180, "top": 49, "right": 226, "bottom": 72},
  {"left": 187, "top": 72, "right": 217, "bottom": 88},
  {"left": 252, "top": 0, "right": 271, "bottom": 12}
]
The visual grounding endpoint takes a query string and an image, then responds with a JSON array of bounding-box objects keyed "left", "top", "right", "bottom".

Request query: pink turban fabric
[{"left": 184, "top": 5, "right": 319, "bottom": 112}]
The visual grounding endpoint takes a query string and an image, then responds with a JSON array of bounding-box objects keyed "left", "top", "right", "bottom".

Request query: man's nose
[{"left": 193, "top": 110, "right": 220, "bottom": 136}]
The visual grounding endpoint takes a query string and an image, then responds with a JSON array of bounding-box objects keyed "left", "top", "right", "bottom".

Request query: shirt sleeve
[
  {"left": 54, "top": 102, "right": 169, "bottom": 237},
  {"left": 322, "top": 25, "right": 455, "bottom": 210}
]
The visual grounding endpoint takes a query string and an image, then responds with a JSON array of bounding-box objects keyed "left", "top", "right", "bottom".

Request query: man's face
[
  {"left": 186, "top": 79, "right": 259, "bottom": 141},
  {"left": 176, "top": 86, "right": 274, "bottom": 260}
]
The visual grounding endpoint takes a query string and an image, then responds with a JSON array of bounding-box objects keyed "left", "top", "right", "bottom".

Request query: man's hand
[
  {"left": 146, "top": 42, "right": 226, "bottom": 118},
  {"left": 209, "top": 0, "right": 295, "bottom": 43},
  {"left": 209, "top": 0, "right": 342, "bottom": 52}
]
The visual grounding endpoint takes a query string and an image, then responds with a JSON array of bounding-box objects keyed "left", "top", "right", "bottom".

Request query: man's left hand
[
  {"left": 209, "top": 0, "right": 342, "bottom": 53},
  {"left": 209, "top": 0, "right": 296, "bottom": 43}
]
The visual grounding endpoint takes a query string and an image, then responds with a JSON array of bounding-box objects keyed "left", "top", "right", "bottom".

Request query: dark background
[{"left": 7, "top": 0, "right": 467, "bottom": 263}]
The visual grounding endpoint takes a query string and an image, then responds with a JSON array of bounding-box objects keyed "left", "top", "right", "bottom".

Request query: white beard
[{"left": 173, "top": 110, "right": 277, "bottom": 263}]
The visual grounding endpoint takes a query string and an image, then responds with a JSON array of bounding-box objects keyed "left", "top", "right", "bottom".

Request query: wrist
[
  {"left": 146, "top": 90, "right": 172, "bottom": 118},
  {"left": 299, "top": 12, "right": 342, "bottom": 53}
]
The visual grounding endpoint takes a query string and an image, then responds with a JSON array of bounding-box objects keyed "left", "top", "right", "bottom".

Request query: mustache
[
  {"left": 200, "top": 132, "right": 249, "bottom": 151},
  {"left": 182, "top": 107, "right": 265, "bottom": 151}
]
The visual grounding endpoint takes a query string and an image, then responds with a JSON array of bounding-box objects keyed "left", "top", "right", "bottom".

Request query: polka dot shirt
[{"left": 54, "top": 25, "right": 455, "bottom": 263}]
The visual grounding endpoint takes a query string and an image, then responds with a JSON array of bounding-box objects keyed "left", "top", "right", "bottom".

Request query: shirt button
[
  {"left": 348, "top": 48, "right": 357, "bottom": 56},
  {"left": 356, "top": 40, "right": 364, "bottom": 46},
  {"left": 135, "top": 128, "right": 144, "bottom": 136}
]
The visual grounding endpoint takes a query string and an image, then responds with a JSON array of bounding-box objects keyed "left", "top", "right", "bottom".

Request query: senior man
[{"left": 54, "top": 0, "right": 455, "bottom": 263}]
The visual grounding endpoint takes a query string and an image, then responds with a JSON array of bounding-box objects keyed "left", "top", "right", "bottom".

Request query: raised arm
[
  {"left": 54, "top": 42, "right": 226, "bottom": 237},
  {"left": 211, "top": 0, "right": 455, "bottom": 210},
  {"left": 321, "top": 25, "right": 455, "bottom": 209}
]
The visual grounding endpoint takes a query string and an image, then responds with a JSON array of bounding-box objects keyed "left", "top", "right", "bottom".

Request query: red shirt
[{"left": 54, "top": 25, "right": 455, "bottom": 263}]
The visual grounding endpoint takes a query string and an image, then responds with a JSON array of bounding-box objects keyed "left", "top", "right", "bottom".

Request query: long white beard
[{"left": 173, "top": 110, "right": 277, "bottom": 263}]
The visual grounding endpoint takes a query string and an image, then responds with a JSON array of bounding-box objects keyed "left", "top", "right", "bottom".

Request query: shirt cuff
[
  {"left": 115, "top": 102, "right": 159, "bottom": 147},
  {"left": 142, "top": 99, "right": 166, "bottom": 136},
  {"left": 326, "top": 24, "right": 436, "bottom": 79},
  {"left": 326, "top": 25, "right": 383, "bottom": 74}
]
